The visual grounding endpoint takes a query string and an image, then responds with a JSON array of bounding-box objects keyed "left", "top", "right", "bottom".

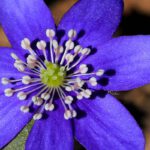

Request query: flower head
[{"left": 0, "top": 0, "right": 150, "bottom": 149}]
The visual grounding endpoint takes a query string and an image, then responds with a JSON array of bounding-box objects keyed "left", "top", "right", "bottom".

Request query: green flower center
[{"left": 40, "top": 61, "right": 66, "bottom": 87}]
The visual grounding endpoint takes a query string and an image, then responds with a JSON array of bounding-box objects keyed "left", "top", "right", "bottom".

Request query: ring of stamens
[{"left": 1, "top": 29, "right": 104, "bottom": 120}]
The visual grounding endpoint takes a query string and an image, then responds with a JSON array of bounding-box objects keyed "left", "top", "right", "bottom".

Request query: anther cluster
[{"left": 2, "top": 29, "right": 104, "bottom": 120}]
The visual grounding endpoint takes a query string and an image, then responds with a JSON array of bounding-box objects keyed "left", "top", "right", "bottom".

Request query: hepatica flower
[{"left": 1, "top": 0, "right": 150, "bottom": 149}]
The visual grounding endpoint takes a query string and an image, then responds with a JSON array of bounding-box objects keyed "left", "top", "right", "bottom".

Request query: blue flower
[{"left": 0, "top": 0, "right": 150, "bottom": 149}]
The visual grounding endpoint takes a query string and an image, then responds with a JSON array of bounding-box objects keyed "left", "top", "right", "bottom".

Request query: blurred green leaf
[{"left": 3, "top": 120, "right": 34, "bottom": 150}]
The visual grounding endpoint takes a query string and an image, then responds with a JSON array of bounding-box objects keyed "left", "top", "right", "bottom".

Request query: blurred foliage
[{"left": 3, "top": 121, "right": 34, "bottom": 150}]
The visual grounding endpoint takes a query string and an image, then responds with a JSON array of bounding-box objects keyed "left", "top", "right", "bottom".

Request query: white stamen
[
  {"left": 82, "top": 89, "right": 92, "bottom": 98},
  {"left": 17, "top": 92, "right": 27, "bottom": 100},
  {"left": 37, "top": 40, "right": 46, "bottom": 50},
  {"left": 89, "top": 77, "right": 97, "bottom": 86},
  {"left": 31, "top": 96, "right": 36, "bottom": 102},
  {"left": 55, "top": 47, "right": 64, "bottom": 62},
  {"left": 65, "top": 86, "right": 74, "bottom": 92},
  {"left": 65, "top": 53, "right": 74, "bottom": 63},
  {"left": 27, "top": 63, "right": 36, "bottom": 69},
  {"left": 47, "top": 29, "right": 55, "bottom": 63},
  {"left": 11, "top": 53, "right": 19, "bottom": 60},
  {"left": 41, "top": 92, "right": 50, "bottom": 101},
  {"left": 60, "top": 40, "right": 74, "bottom": 65},
  {"left": 33, "top": 113, "right": 42, "bottom": 120},
  {"left": 96, "top": 69, "right": 104, "bottom": 76},
  {"left": 72, "top": 110, "right": 77, "bottom": 118},
  {"left": 46, "top": 29, "right": 55, "bottom": 38},
  {"left": 52, "top": 40, "right": 58, "bottom": 49},
  {"left": 76, "top": 92, "right": 83, "bottom": 100},
  {"left": 14, "top": 63, "right": 25, "bottom": 72},
  {"left": 45, "top": 103, "right": 54, "bottom": 111},
  {"left": 65, "top": 40, "right": 74, "bottom": 50},
  {"left": 33, "top": 97, "right": 43, "bottom": 106},
  {"left": 81, "top": 48, "right": 91, "bottom": 55},
  {"left": 14, "top": 82, "right": 42, "bottom": 93},
  {"left": 37, "top": 40, "right": 48, "bottom": 60},
  {"left": 22, "top": 76, "right": 32, "bottom": 84},
  {"left": 74, "top": 45, "right": 82, "bottom": 53},
  {"left": 75, "top": 82, "right": 84, "bottom": 89},
  {"left": 21, "top": 38, "right": 31, "bottom": 50},
  {"left": 64, "top": 110, "right": 72, "bottom": 120},
  {"left": 57, "top": 88, "right": 69, "bottom": 112},
  {"left": 69, "top": 78, "right": 85, "bottom": 89},
  {"left": 75, "top": 77, "right": 82, "bottom": 83},
  {"left": 27, "top": 55, "right": 37, "bottom": 64},
  {"left": 64, "top": 96, "right": 73, "bottom": 104},
  {"left": 4, "top": 88, "right": 14, "bottom": 97},
  {"left": 59, "top": 46, "right": 64, "bottom": 53},
  {"left": 33, "top": 86, "right": 48, "bottom": 97},
  {"left": 32, "top": 96, "right": 43, "bottom": 106},
  {"left": 15, "top": 59, "right": 23, "bottom": 64},
  {"left": 34, "top": 99, "right": 43, "bottom": 106},
  {"left": 67, "top": 53, "right": 85, "bottom": 70},
  {"left": 20, "top": 106, "right": 29, "bottom": 113},
  {"left": 68, "top": 29, "right": 77, "bottom": 39},
  {"left": 1, "top": 78, "right": 9, "bottom": 85},
  {"left": 79, "top": 64, "right": 88, "bottom": 74},
  {"left": 23, "top": 71, "right": 40, "bottom": 77}
]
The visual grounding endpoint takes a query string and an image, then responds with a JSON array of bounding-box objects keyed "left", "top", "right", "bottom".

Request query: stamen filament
[
  {"left": 26, "top": 84, "right": 46, "bottom": 95},
  {"left": 67, "top": 55, "right": 84, "bottom": 70},
  {"left": 56, "top": 88, "right": 67, "bottom": 110},
  {"left": 14, "top": 82, "right": 42, "bottom": 92}
]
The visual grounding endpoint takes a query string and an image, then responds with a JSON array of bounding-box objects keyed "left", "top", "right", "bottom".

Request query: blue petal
[
  {"left": 83, "top": 35, "right": 150, "bottom": 91},
  {"left": 0, "top": 48, "right": 23, "bottom": 79},
  {"left": 0, "top": 0, "right": 55, "bottom": 49},
  {"left": 25, "top": 102, "right": 74, "bottom": 150},
  {"left": 58, "top": 0, "right": 123, "bottom": 47},
  {"left": 75, "top": 94, "right": 145, "bottom": 150},
  {"left": 0, "top": 94, "right": 33, "bottom": 149}
]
